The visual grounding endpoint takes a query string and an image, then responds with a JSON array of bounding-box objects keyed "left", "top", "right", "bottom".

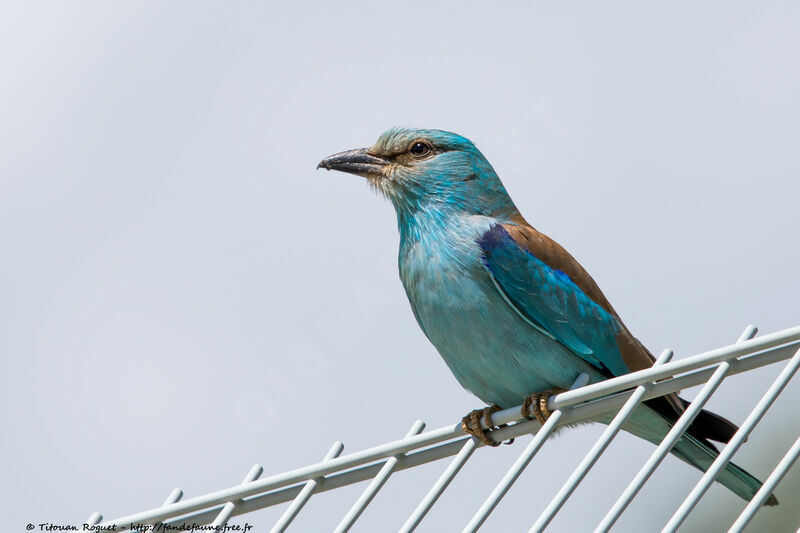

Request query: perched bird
[{"left": 318, "top": 127, "right": 776, "bottom": 505}]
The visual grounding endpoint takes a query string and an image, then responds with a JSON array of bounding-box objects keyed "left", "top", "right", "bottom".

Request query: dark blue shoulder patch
[
  {"left": 479, "top": 225, "right": 576, "bottom": 285},
  {"left": 477, "top": 224, "right": 514, "bottom": 250},
  {"left": 477, "top": 224, "right": 517, "bottom": 271}
]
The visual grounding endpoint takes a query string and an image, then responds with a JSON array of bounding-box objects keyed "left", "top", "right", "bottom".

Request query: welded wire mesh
[{"left": 86, "top": 324, "right": 800, "bottom": 532}]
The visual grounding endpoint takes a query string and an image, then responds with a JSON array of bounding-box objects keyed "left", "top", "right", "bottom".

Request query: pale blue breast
[{"left": 398, "top": 214, "right": 604, "bottom": 408}]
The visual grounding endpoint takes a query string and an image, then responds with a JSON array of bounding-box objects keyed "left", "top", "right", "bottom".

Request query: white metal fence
[{"left": 85, "top": 324, "right": 800, "bottom": 532}]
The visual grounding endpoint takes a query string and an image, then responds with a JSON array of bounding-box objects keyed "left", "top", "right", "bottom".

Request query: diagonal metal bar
[
  {"left": 595, "top": 325, "right": 758, "bottom": 533},
  {"left": 270, "top": 441, "right": 344, "bottom": 533},
  {"left": 530, "top": 349, "right": 674, "bottom": 533},
  {"left": 135, "top": 488, "right": 184, "bottom": 533},
  {"left": 729, "top": 433, "right": 800, "bottom": 532},
  {"left": 663, "top": 343, "right": 800, "bottom": 532},
  {"left": 334, "top": 420, "right": 426, "bottom": 533},
  {"left": 462, "top": 373, "right": 590, "bottom": 533},
  {"left": 399, "top": 436, "right": 478, "bottom": 533},
  {"left": 210, "top": 464, "right": 264, "bottom": 529},
  {"left": 162, "top": 488, "right": 184, "bottom": 505}
]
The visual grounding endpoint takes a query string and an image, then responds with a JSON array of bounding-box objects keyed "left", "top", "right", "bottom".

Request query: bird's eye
[{"left": 409, "top": 141, "right": 432, "bottom": 157}]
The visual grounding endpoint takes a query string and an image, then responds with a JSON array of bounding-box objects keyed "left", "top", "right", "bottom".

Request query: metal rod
[
  {"left": 463, "top": 373, "right": 590, "bottom": 533},
  {"left": 729, "top": 433, "right": 800, "bottom": 532},
  {"left": 530, "top": 349, "right": 674, "bottom": 533},
  {"left": 663, "top": 344, "right": 800, "bottom": 532},
  {"left": 163, "top": 488, "right": 184, "bottom": 505},
  {"left": 210, "top": 464, "right": 264, "bottom": 529},
  {"left": 334, "top": 420, "right": 426, "bottom": 533},
  {"left": 400, "top": 437, "right": 478, "bottom": 533},
  {"left": 135, "top": 488, "right": 183, "bottom": 533},
  {"left": 733, "top": 326, "right": 759, "bottom": 351},
  {"left": 595, "top": 326, "right": 758, "bottom": 533},
  {"left": 270, "top": 441, "right": 344, "bottom": 533}
]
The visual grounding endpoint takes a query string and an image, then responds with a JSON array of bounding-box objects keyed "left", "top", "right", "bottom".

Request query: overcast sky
[{"left": 2, "top": 2, "right": 799, "bottom": 532}]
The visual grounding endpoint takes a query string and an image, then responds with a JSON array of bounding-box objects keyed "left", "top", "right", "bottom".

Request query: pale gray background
[{"left": 2, "top": 2, "right": 799, "bottom": 532}]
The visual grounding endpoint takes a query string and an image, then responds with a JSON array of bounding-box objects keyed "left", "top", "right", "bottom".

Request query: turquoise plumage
[{"left": 318, "top": 127, "right": 776, "bottom": 506}]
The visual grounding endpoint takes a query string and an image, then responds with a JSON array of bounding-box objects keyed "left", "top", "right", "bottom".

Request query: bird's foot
[
  {"left": 521, "top": 388, "right": 567, "bottom": 424},
  {"left": 461, "top": 405, "right": 506, "bottom": 447}
]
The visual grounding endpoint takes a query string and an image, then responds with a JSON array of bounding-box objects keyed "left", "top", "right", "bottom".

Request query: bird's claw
[
  {"left": 521, "top": 388, "right": 566, "bottom": 424},
  {"left": 462, "top": 390, "right": 569, "bottom": 446},
  {"left": 461, "top": 405, "right": 505, "bottom": 447}
]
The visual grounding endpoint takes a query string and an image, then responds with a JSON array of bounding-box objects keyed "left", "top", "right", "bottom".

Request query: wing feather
[{"left": 478, "top": 217, "right": 685, "bottom": 415}]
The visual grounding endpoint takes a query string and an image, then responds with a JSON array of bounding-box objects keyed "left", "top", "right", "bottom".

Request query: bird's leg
[
  {"left": 461, "top": 405, "right": 503, "bottom": 447},
  {"left": 521, "top": 387, "right": 567, "bottom": 424}
]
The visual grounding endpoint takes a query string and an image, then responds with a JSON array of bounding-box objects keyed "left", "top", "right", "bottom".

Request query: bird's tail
[
  {"left": 620, "top": 404, "right": 778, "bottom": 506},
  {"left": 669, "top": 432, "right": 778, "bottom": 506}
]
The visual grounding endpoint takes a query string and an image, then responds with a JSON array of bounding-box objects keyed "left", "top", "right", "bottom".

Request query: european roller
[{"left": 318, "top": 127, "right": 776, "bottom": 506}]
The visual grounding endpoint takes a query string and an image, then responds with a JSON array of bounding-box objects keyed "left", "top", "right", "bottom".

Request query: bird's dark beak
[{"left": 317, "top": 148, "right": 391, "bottom": 178}]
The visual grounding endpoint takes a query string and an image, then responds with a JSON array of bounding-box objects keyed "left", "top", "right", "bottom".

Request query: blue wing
[{"left": 478, "top": 223, "right": 630, "bottom": 376}]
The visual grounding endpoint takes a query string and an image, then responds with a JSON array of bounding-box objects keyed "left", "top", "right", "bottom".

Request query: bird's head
[{"left": 318, "top": 127, "right": 519, "bottom": 223}]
